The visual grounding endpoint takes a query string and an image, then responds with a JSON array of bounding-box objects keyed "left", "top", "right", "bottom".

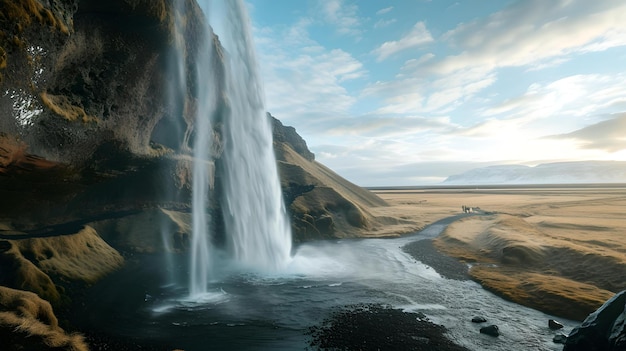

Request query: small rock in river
[
  {"left": 472, "top": 316, "right": 487, "bottom": 323},
  {"left": 549, "top": 319, "right": 564, "bottom": 330},
  {"left": 480, "top": 325, "right": 500, "bottom": 337},
  {"left": 553, "top": 334, "right": 567, "bottom": 344},
  {"left": 410, "top": 336, "right": 430, "bottom": 344}
]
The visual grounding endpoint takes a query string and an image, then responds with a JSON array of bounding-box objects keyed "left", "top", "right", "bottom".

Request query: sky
[{"left": 245, "top": 0, "right": 626, "bottom": 186}]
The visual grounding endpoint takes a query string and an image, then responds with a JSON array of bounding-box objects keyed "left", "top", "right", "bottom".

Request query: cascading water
[
  {"left": 181, "top": 0, "right": 292, "bottom": 297},
  {"left": 210, "top": 0, "right": 292, "bottom": 272},
  {"left": 170, "top": 0, "right": 218, "bottom": 297}
]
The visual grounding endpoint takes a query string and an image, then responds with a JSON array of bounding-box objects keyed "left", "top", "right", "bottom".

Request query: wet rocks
[
  {"left": 553, "top": 334, "right": 567, "bottom": 344},
  {"left": 472, "top": 316, "right": 487, "bottom": 323},
  {"left": 549, "top": 319, "right": 564, "bottom": 330},
  {"left": 564, "top": 290, "right": 626, "bottom": 351},
  {"left": 479, "top": 325, "right": 500, "bottom": 337}
]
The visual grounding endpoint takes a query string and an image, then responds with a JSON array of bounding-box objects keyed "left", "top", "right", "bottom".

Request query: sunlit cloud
[
  {"left": 547, "top": 113, "right": 626, "bottom": 153},
  {"left": 375, "top": 6, "right": 393, "bottom": 15},
  {"left": 374, "top": 18, "right": 397, "bottom": 29},
  {"left": 431, "top": 0, "right": 626, "bottom": 74},
  {"left": 316, "top": 0, "right": 363, "bottom": 37},
  {"left": 325, "top": 114, "right": 456, "bottom": 137},
  {"left": 371, "top": 22, "right": 434, "bottom": 61},
  {"left": 253, "top": 21, "right": 366, "bottom": 138},
  {"left": 481, "top": 73, "right": 626, "bottom": 129}
]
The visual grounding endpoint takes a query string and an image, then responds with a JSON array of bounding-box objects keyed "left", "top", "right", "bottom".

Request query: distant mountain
[{"left": 443, "top": 161, "right": 626, "bottom": 185}]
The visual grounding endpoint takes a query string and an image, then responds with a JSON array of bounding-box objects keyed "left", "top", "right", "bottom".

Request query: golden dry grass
[
  {"left": 1, "top": 226, "right": 124, "bottom": 304},
  {"left": 371, "top": 186, "right": 626, "bottom": 320},
  {"left": 1, "top": 241, "right": 61, "bottom": 303},
  {"left": 0, "top": 286, "right": 88, "bottom": 351},
  {"left": 278, "top": 144, "right": 395, "bottom": 237},
  {"left": 15, "top": 226, "right": 124, "bottom": 284}
]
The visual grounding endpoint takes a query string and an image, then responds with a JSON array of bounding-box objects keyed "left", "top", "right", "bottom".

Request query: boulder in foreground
[{"left": 564, "top": 290, "right": 626, "bottom": 351}]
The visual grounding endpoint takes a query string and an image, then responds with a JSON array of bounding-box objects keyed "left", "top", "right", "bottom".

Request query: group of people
[{"left": 461, "top": 205, "right": 473, "bottom": 213}]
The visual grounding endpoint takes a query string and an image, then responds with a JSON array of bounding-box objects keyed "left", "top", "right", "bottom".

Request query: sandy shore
[{"left": 372, "top": 185, "right": 626, "bottom": 321}]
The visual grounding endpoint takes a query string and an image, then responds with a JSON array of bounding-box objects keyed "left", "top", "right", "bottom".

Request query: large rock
[
  {"left": 271, "top": 114, "right": 315, "bottom": 161},
  {"left": 564, "top": 290, "right": 626, "bottom": 351},
  {"left": 549, "top": 319, "right": 564, "bottom": 330}
]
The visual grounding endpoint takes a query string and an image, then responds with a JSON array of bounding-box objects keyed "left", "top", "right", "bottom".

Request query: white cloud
[
  {"left": 448, "top": 72, "right": 626, "bottom": 161},
  {"left": 371, "top": 22, "right": 434, "bottom": 61},
  {"left": 253, "top": 22, "right": 366, "bottom": 137},
  {"left": 359, "top": 71, "right": 626, "bottom": 174},
  {"left": 548, "top": 113, "right": 626, "bottom": 152},
  {"left": 317, "top": 0, "right": 363, "bottom": 37},
  {"left": 325, "top": 114, "right": 456, "bottom": 137},
  {"left": 483, "top": 73, "right": 626, "bottom": 124},
  {"left": 376, "top": 6, "right": 393, "bottom": 15},
  {"left": 363, "top": 65, "right": 496, "bottom": 115},
  {"left": 431, "top": 0, "right": 626, "bottom": 74},
  {"left": 374, "top": 18, "right": 397, "bottom": 29},
  {"left": 365, "top": 1, "right": 626, "bottom": 122}
]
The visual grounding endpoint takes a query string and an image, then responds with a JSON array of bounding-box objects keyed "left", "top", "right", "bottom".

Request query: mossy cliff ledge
[{"left": 0, "top": 1, "right": 394, "bottom": 349}]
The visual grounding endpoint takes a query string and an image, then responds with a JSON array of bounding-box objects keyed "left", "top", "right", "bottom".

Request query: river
[{"left": 76, "top": 217, "right": 577, "bottom": 350}]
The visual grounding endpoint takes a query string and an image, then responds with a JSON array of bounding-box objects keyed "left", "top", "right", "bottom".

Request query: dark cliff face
[
  {"left": 271, "top": 113, "right": 315, "bottom": 162},
  {"left": 1, "top": 0, "right": 209, "bottom": 164},
  {"left": 564, "top": 290, "right": 626, "bottom": 351},
  {"left": 0, "top": 0, "right": 211, "bottom": 228}
]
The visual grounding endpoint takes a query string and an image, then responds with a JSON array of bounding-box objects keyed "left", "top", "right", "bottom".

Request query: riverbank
[{"left": 372, "top": 185, "right": 626, "bottom": 321}]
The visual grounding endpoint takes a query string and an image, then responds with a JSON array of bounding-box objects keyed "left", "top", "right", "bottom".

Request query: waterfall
[
  {"left": 179, "top": 0, "right": 292, "bottom": 297},
  {"left": 212, "top": 0, "right": 292, "bottom": 272},
  {"left": 170, "top": 0, "right": 218, "bottom": 297}
]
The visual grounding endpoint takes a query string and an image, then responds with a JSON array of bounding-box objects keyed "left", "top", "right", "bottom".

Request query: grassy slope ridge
[
  {"left": 434, "top": 214, "right": 621, "bottom": 320},
  {"left": 276, "top": 141, "right": 420, "bottom": 240}
]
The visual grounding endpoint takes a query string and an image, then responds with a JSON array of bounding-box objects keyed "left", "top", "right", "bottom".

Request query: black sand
[{"left": 307, "top": 304, "right": 470, "bottom": 351}]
